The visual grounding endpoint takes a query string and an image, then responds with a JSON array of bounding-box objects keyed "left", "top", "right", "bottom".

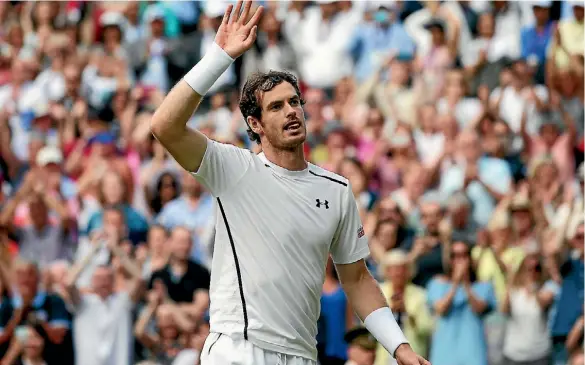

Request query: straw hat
[{"left": 378, "top": 249, "right": 416, "bottom": 279}]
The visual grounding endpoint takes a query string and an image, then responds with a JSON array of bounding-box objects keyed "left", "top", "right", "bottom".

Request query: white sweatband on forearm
[
  {"left": 183, "top": 42, "right": 234, "bottom": 95},
  {"left": 364, "top": 307, "right": 409, "bottom": 357}
]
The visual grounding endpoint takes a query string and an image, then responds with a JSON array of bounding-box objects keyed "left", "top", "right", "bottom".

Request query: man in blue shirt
[
  {"left": 0, "top": 261, "right": 73, "bottom": 365},
  {"left": 349, "top": 4, "right": 415, "bottom": 83},
  {"left": 440, "top": 130, "right": 512, "bottom": 227},
  {"left": 521, "top": 1, "right": 555, "bottom": 84}
]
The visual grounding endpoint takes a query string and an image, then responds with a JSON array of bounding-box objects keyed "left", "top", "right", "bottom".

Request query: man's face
[
  {"left": 181, "top": 170, "right": 202, "bottom": 196},
  {"left": 63, "top": 64, "right": 81, "bottom": 95},
  {"left": 171, "top": 228, "right": 192, "bottom": 261},
  {"left": 574, "top": 6, "right": 584, "bottom": 22},
  {"left": 103, "top": 209, "right": 125, "bottom": 236},
  {"left": 512, "top": 209, "right": 532, "bottom": 233},
  {"left": 250, "top": 82, "right": 306, "bottom": 150},
  {"left": 387, "top": 263, "right": 408, "bottom": 285},
  {"left": 533, "top": 6, "right": 550, "bottom": 24},
  {"left": 540, "top": 124, "right": 559, "bottom": 146},
  {"left": 92, "top": 266, "right": 114, "bottom": 297},
  {"left": 347, "top": 345, "right": 375, "bottom": 365},
  {"left": 28, "top": 197, "right": 48, "bottom": 228},
  {"left": 459, "top": 133, "right": 481, "bottom": 162},
  {"left": 148, "top": 227, "right": 168, "bottom": 253},
  {"left": 16, "top": 265, "right": 39, "bottom": 299},
  {"left": 420, "top": 202, "right": 442, "bottom": 234}
]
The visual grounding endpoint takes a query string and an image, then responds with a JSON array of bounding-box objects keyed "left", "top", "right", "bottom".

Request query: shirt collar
[
  {"left": 258, "top": 152, "right": 309, "bottom": 178},
  {"left": 12, "top": 291, "right": 47, "bottom": 308}
]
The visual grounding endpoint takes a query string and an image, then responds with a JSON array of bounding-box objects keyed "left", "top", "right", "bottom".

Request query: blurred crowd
[{"left": 0, "top": 1, "right": 583, "bottom": 365}]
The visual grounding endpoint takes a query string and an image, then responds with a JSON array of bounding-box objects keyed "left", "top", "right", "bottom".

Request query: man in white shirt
[
  {"left": 65, "top": 231, "right": 144, "bottom": 365},
  {"left": 150, "top": 2, "right": 428, "bottom": 365}
]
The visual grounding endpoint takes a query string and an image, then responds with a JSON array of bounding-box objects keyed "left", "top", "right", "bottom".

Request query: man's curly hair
[{"left": 239, "top": 70, "right": 305, "bottom": 144}]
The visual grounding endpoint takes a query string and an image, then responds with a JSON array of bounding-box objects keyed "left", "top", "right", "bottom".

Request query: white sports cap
[{"left": 36, "top": 146, "right": 63, "bottom": 166}]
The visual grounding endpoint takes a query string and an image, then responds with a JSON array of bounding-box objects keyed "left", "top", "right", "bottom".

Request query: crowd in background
[{"left": 0, "top": 1, "right": 583, "bottom": 365}]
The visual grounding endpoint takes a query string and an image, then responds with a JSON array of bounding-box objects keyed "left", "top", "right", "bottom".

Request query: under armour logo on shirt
[{"left": 315, "top": 199, "right": 329, "bottom": 209}]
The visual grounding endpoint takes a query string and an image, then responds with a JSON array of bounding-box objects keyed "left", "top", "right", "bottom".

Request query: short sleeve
[
  {"left": 196, "top": 266, "right": 211, "bottom": 291},
  {"left": 192, "top": 139, "right": 253, "bottom": 196},
  {"left": 472, "top": 281, "right": 497, "bottom": 313},
  {"left": 542, "top": 280, "right": 561, "bottom": 297},
  {"left": 483, "top": 160, "right": 512, "bottom": 195},
  {"left": 48, "top": 295, "right": 71, "bottom": 329},
  {"left": 426, "top": 278, "right": 447, "bottom": 311},
  {"left": 329, "top": 185, "right": 370, "bottom": 264},
  {"left": 0, "top": 300, "right": 13, "bottom": 334}
]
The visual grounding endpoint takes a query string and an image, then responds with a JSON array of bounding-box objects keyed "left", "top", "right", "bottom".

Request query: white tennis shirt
[{"left": 192, "top": 139, "right": 370, "bottom": 360}]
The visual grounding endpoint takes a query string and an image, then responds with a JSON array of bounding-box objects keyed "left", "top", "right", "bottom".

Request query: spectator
[
  {"left": 427, "top": 241, "right": 496, "bottom": 365},
  {"left": 0, "top": 260, "right": 73, "bottom": 365},
  {"left": 440, "top": 130, "right": 512, "bottom": 226},
  {"left": 521, "top": 2, "right": 555, "bottom": 84},
  {"left": 148, "top": 226, "right": 210, "bottom": 322},
  {"left": 65, "top": 230, "right": 144, "bottom": 365},
  {"left": 318, "top": 256, "right": 353, "bottom": 365},
  {"left": 343, "top": 327, "right": 376, "bottom": 365},
  {"left": 376, "top": 250, "right": 432, "bottom": 365},
  {"left": 139, "top": 225, "right": 170, "bottom": 280},
  {"left": 156, "top": 170, "right": 214, "bottom": 264},
  {"left": 407, "top": 199, "right": 448, "bottom": 288},
  {"left": 0, "top": 169, "right": 73, "bottom": 268},
  {"left": 0, "top": 1, "right": 581, "bottom": 364},
  {"left": 546, "top": 221, "right": 584, "bottom": 365},
  {"left": 501, "top": 249, "right": 553, "bottom": 365},
  {"left": 349, "top": 3, "right": 415, "bottom": 83},
  {"left": 1, "top": 324, "right": 52, "bottom": 365}
]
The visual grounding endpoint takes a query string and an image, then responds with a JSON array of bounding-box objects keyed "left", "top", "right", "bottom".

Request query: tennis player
[{"left": 151, "top": 2, "right": 430, "bottom": 365}]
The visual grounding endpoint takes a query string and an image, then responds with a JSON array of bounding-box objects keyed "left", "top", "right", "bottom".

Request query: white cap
[
  {"left": 205, "top": 1, "right": 229, "bottom": 18},
  {"left": 144, "top": 5, "right": 166, "bottom": 22},
  {"left": 315, "top": 0, "right": 337, "bottom": 4},
  {"left": 532, "top": 0, "right": 552, "bottom": 7},
  {"left": 32, "top": 102, "right": 50, "bottom": 119},
  {"left": 368, "top": 0, "right": 396, "bottom": 11},
  {"left": 100, "top": 11, "right": 126, "bottom": 27},
  {"left": 36, "top": 146, "right": 63, "bottom": 166}
]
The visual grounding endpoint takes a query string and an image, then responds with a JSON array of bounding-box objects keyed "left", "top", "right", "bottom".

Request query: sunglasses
[{"left": 450, "top": 251, "right": 468, "bottom": 259}]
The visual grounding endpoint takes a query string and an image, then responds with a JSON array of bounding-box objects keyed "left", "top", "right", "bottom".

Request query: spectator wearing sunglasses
[
  {"left": 501, "top": 248, "right": 553, "bottom": 365},
  {"left": 427, "top": 240, "right": 496, "bottom": 365}
]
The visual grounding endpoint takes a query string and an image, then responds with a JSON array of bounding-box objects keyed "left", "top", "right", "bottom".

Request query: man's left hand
[{"left": 395, "top": 344, "right": 431, "bottom": 365}]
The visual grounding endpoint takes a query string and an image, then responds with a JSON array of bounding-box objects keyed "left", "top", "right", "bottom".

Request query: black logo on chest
[{"left": 316, "top": 199, "right": 329, "bottom": 209}]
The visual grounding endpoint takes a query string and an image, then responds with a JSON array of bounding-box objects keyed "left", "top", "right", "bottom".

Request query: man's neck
[
  {"left": 170, "top": 258, "right": 187, "bottom": 273},
  {"left": 262, "top": 145, "right": 307, "bottom": 171}
]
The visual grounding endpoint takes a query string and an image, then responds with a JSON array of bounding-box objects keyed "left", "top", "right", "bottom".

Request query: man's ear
[{"left": 247, "top": 116, "right": 263, "bottom": 136}]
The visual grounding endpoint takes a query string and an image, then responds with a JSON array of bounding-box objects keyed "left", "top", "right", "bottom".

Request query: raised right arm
[{"left": 150, "top": 1, "right": 262, "bottom": 173}]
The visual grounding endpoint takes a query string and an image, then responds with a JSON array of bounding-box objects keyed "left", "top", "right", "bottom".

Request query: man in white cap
[{"left": 151, "top": 2, "right": 429, "bottom": 365}]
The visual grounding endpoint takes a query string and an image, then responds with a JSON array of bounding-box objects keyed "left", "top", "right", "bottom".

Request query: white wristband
[
  {"left": 363, "top": 307, "right": 409, "bottom": 357},
  {"left": 184, "top": 42, "right": 234, "bottom": 95}
]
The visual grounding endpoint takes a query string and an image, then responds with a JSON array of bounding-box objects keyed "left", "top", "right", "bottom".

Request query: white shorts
[{"left": 200, "top": 332, "right": 317, "bottom": 365}]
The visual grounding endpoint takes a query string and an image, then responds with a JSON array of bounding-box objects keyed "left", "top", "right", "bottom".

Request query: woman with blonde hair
[
  {"left": 501, "top": 248, "right": 554, "bottom": 365},
  {"left": 375, "top": 250, "right": 433, "bottom": 365}
]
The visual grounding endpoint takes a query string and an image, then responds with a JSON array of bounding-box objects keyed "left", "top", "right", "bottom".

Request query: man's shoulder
[
  {"left": 187, "top": 259, "right": 210, "bottom": 276},
  {"left": 307, "top": 163, "right": 349, "bottom": 189}
]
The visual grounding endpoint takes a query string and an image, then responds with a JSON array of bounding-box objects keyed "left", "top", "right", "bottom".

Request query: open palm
[{"left": 215, "top": 0, "right": 264, "bottom": 59}]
